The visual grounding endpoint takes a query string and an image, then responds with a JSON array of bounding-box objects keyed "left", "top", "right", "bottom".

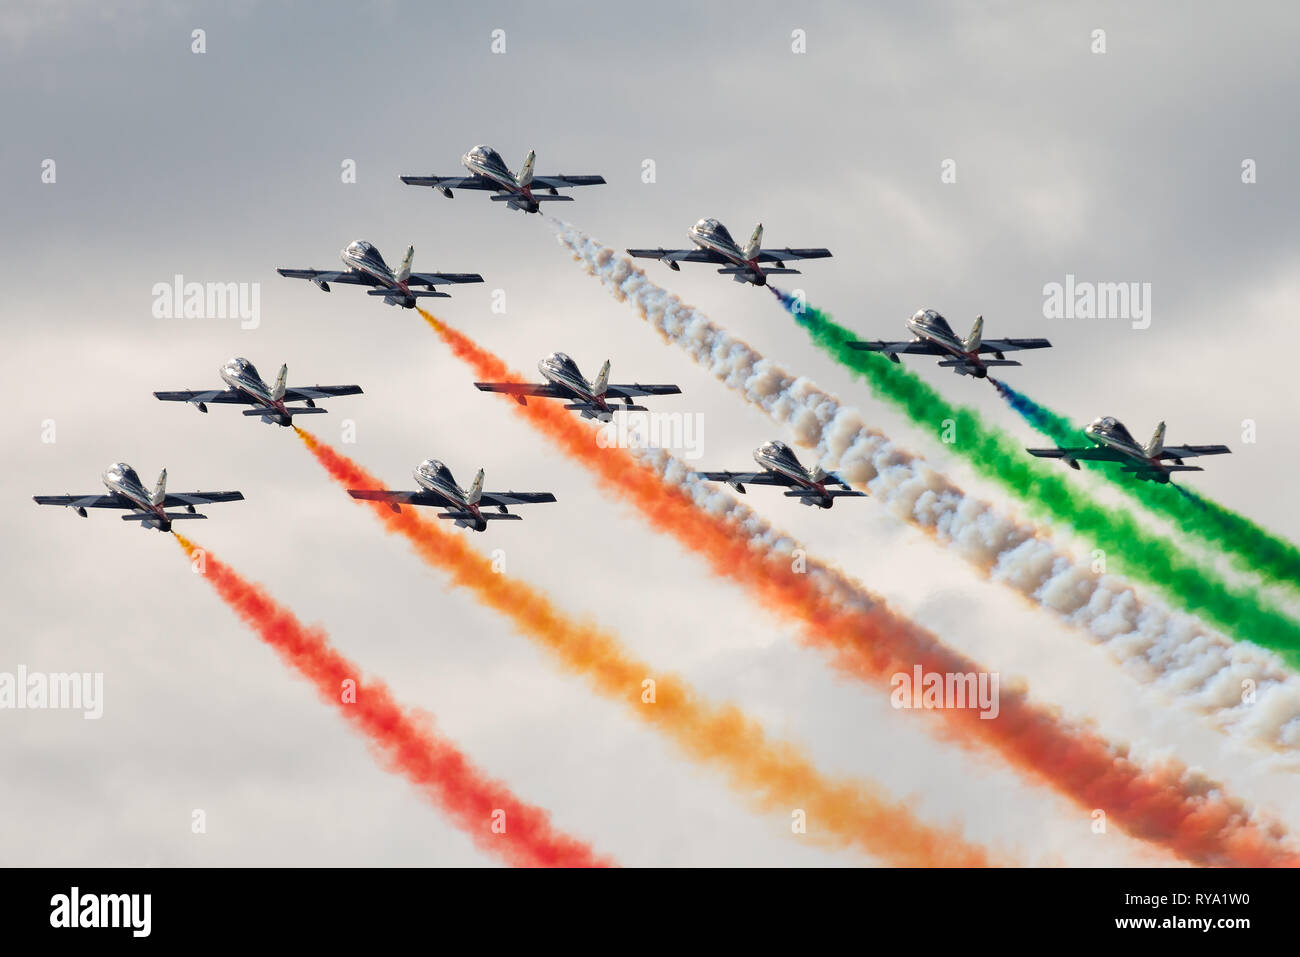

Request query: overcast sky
[{"left": 3, "top": 1, "right": 1299, "bottom": 866}]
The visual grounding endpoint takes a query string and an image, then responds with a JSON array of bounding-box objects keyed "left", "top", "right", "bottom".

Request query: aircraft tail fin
[
  {"left": 593, "top": 359, "right": 611, "bottom": 397},
  {"left": 396, "top": 245, "right": 414, "bottom": 283},
  {"left": 518, "top": 149, "right": 536, "bottom": 188},
  {"left": 1145, "top": 421, "right": 1166, "bottom": 458},
  {"left": 742, "top": 222, "right": 763, "bottom": 260},
  {"left": 151, "top": 468, "right": 167, "bottom": 507},
  {"left": 962, "top": 315, "right": 984, "bottom": 352},
  {"left": 272, "top": 363, "right": 288, "bottom": 401},
  {"left": 466, "top": 468, "right": 484, "bottom": 505},
  {"left": 808, "top": 464, "right": 828, "bottom": 483}
]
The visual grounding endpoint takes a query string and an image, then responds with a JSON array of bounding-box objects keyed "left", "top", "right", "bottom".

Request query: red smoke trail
[
  {"left": 414, "top": 310, "right": 1300, "bottom": 868},
  {"left": 293, "top": 429, "right": 997, "bottom": 867},
  {"left": 173, "top": 534, "right": 610, "bottom": 868}
]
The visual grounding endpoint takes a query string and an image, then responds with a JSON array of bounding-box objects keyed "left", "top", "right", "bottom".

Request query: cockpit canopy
[
  {"left": 912, "top": 309, "right": 953, "bottom": 335},
  {"left": 692, "top": 218, "right": 733, "bottom": 246},
  {"left": 345, "top": 240, "right": 385, "bottom": 267},
  {"left": 466, "top": 145, "right": 506, "bottom": 170},
  {"left": 758, "top": 439, "right": 799, "bottom": 465},
  {"left": 417, "top": 459, "right": 451, "bottom": 481},
  {"left": 106, "top": 462, "right": 140, "bottom": 486},
  {"left": 223, "top": 357, "right": 257, "bottom": 381},
  {"left": 1088, "top": 416, "right": 1134, "bottom": 443}
]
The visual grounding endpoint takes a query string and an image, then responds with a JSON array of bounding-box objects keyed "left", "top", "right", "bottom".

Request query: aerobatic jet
[
  {"left": 475, "top": 352, "right": 681, "bottom": 422},
  {"left": 693, "top": 441, "right": 866, "bottom": 509},
  {"left": 400, "top": 145, "right": 606, "bottom": 213},
  {"left": 626, "top": 218, "right": 831, "bottom": 286},
  {"left": 1027, "top": 416, "right": 1230, "bottom": 483},
  {"left": 847, "top": 309, "right": 1052, "bottom": 378},
  {"left": 34, "top": 463, "right": 244, "bottom": 531},
  {"left": 347, "top": 458, "right": 556, "bottom": 531},
  {"left": 154, "top": 357, "right": 362, "bottom": 427},
  {"left": 277, "top": 240, "right": 483, "bottom": 307}
]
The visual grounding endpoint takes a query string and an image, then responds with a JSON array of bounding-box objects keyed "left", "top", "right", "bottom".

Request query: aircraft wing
[
  {"left": 529, "top": 175, "right": 606, "bottom": 189},
  {"left": 625, "top": 247, "right": 727, "bottom": 264},
  {"left": 400, "top": 174, "right": 498, "bottom": 190},
  {"left": 276, "top": 268, "right": 373, "bottom": 285},
  {"left": 1159, "top": 444, "right": 1231, "bottom": 460},
  {"left": 847, "top": 339, "right": 947, "bottom": 356},
  {"left": 477, "top": 491, "right": 558, "bottom": 507},
  {"left": 347, "top": 489, "right": 446, "bottom": 507},
  {"left": 161, "top": 491, "right": 245, "bottom": 506},
  {"left": 154, "top": 389, "right": 255, "bottom": 405},
  {"left": 603, "top": 383, "right": 682, "bottom": 399},
  {"left": 407, "top": 272, "right": 485, "bottom": 286},
  {"left": 474, "top": 382, "right": 568, "bottom": 398},
  {"left": 282, "top": 385, "right": 364, "bottom": 401},
  {"left": 693, "top": 471, "right": 799, "bottom": 486},
  {"left": 976, "top": 337, "right": 1053, "bottom": 353},
  {"left": 1026, "top": 447, "right": 1125, "bottom": 462},
  {"left": 754, "top": 248, "right": 832, "bottom": 262},
  {"left": 34, "top": 494, "right": 133, "bottom": 509}
]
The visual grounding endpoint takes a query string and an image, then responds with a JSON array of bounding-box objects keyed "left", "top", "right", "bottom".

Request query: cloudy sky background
[{"left": 3, "top": 0, "right": 1299, "bottom": 865}]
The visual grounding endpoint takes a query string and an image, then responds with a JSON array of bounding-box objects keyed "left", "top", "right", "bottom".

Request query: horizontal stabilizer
[
  {"left": 782, "top": 489, "right": 866, "bottom": 498},
  {"left": 435, "top": 511, "right": 523, "bottom": 521},
  {"left": 1123, "top": 465, "right": 1203, "bottom": 473},
  {"left": 936, "top": 359, "right": 1022, "bottom": 368},
  {"left": 562, "top": 403, "right": 648, "bottom": 413},
  {"left": 121, "top": 511, "right": 207, "bottom": 522},
  {"left": 489, "top": 194, "right": 573, "bottom": 202},
  {"left": 366, "top": 289, "right": 451, "bottom": 298},
  {"left": 716, "top": 266, "right": 802, "bottom": 276},
  {"left": 241, "top": 406, "right": 329, "bottom": 416}
]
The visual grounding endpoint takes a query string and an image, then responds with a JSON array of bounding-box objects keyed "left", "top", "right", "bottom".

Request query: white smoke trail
[{"left": 556, "top": 221, "right": 1300, "bottom": 753}]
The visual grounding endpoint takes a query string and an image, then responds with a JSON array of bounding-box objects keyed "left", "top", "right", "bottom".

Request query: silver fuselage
[
  {"left": 415, "top": 459, "right": 474, "bottom": 513},
  {"left": 219, "top": 357, "right": 286, "bottom": 416},
  {"left": 1084, "top": 417, "right": 1146, "bottom": 462},
  {"left": 538, "top": 352, "right": 600, "bottom": 406},
  {"left": 463, "top": 145, "right": 521, "bottom": 192},
  {"left": 690, "top": 218, "right": 747, "bottom": 268},
  {"left": 340, "top": 241, "right": 399, "bottom": 288},
  {"left": 907, "top": 309, "right": 986, "bottom": 375},
  {"left": 101, "top": 462, "right": 165, "bottom": 522},
  {"left": 754, "top": 440, "right": 819, "bottom": 491}
]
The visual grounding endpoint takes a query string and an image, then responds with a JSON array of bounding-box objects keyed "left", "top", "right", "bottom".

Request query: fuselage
[
  {"left": 538, "top": 352, "right": 603, "bottom": 410},
  {"left": 907, "top": 309, "right": 986, "bottom": 376},
  {"left": 462, "top": 145, "right": 534, "bottom": 209},
  {"left": 1084, "top": 417, "right": 1148, "bottom": 463},
  {"left": 101, "top": 462, "right": 169, "bottom": 527},
  {"left": 341, "top": 240, "right": 400, "bottom": 287},
  {"left": 219, "top": 357, "right": 289, "bottom": 423},
  {"left": 414, "top": 459, "right": 485, "bottom": 530},
  {"left": 754, "top": 440, "right": 828, "bottom": 501},
  {"left": 690, "top": 218, "right": 753, "bottom": 272}
]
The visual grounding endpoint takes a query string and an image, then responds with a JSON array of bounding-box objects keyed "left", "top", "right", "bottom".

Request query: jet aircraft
[
  {"left": 693, "top": 441, "right": 866, "bottom": 508},
  {"left": 627, "top": 218, "right": 831, "bottom": 286},
  {"left": 475, "top": 352, "right": 681, "bottom": 422},
  {"left": 401, "top": 145, "right": 605, "bottom": 213},
  {"left": 347, "top": 458, "right": 556, "bottom": 531},
  {"left": 154, "top": 357, "right": 362, "bottom": 427},
  {"left": 34, "top": 464, "right": 244, "bottom": 531},
  {"left": 277, "top": 241, "right": 482, "bottom": 307},
  {"left": 1027, "top": 417, "right": 1230, "bottom": 483},
  {"left": 847, "top": 309, "right": 1051, "bottom": 378}
]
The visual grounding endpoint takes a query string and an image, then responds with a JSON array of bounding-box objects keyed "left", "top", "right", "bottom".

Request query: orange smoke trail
[
  {"left": 173, "top": 534, "right": 610, "bottom": 868},
  {"left": 414, "top": 308, "right": 1300, "bottom": 868},
  {"left": 294, "top": 428, "right": 994, "bottom": 866}
]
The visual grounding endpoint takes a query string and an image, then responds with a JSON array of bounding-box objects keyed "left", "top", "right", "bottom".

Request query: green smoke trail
[
  {"left": 990, "top": 377, "right": 1300, "bottom": 589},
  {"left": 772, "top": 290, "right": 1300, "bottom": 665}
]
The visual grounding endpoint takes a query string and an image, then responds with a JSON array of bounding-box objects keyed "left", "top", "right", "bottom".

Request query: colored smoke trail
[
  {"left": 990, "top": 377, "right": 1300, "bottom": 592},
  {"left": 552, "top": 222, "right": 1300, "bottom": 752},
  {"left": 171, "top": 534, "right": 609, "bottom": 868},
  {"left": 292, "top": 427, "right": 993, "bottom": 867},
  {"left": 771, "top": 290, "right": 1300, "bottom": 669},
  {"left": 414, "top": 308, "right": 1300, "bottom": 868}
]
